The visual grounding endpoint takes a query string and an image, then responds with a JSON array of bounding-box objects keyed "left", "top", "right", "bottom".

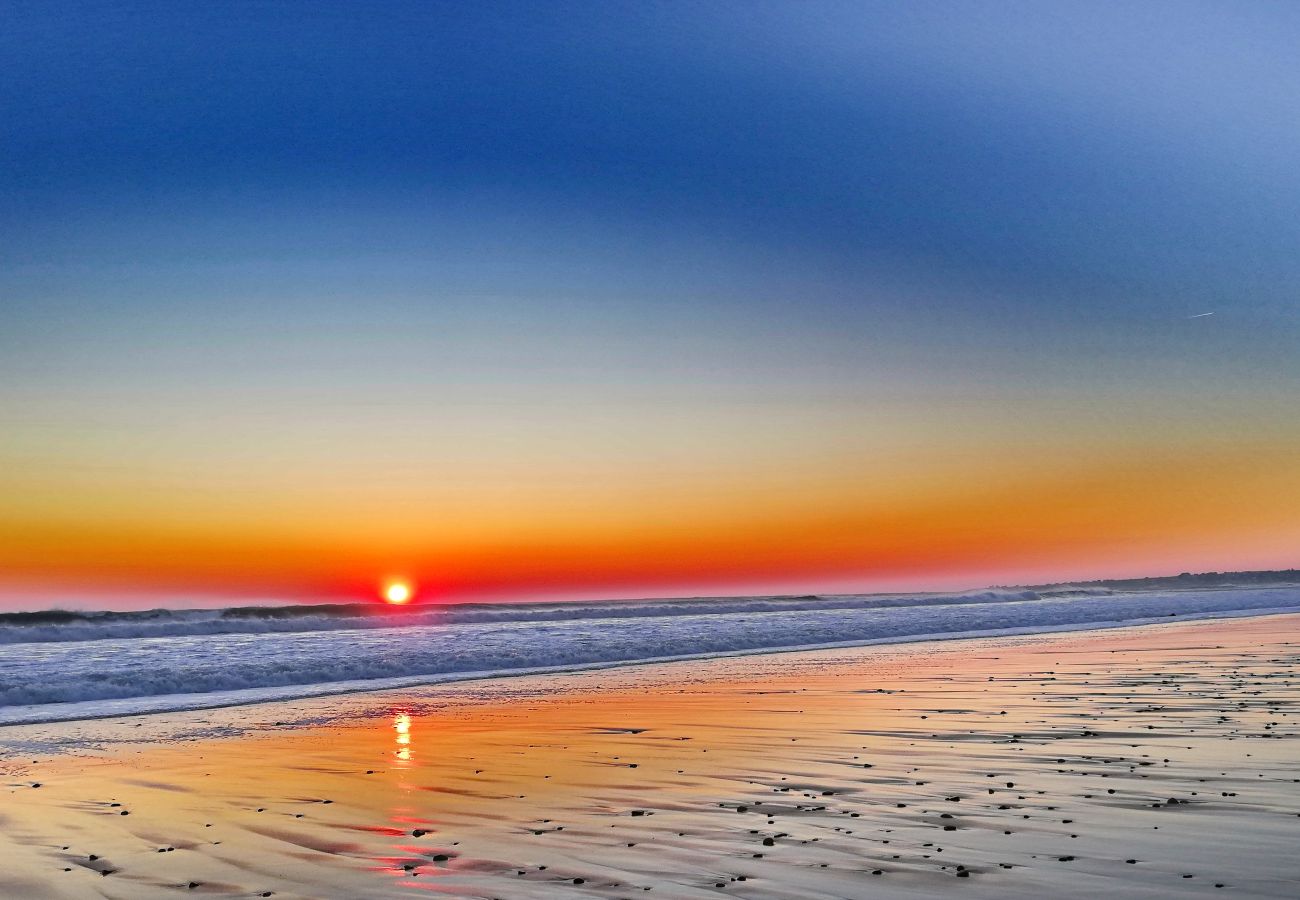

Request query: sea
[{"left": 2, "top": 585, "right": 1298, "bottom": 726}]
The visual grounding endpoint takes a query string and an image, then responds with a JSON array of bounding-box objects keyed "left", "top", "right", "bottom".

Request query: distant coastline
[{"left": 1010, "top": 568, "right": 1300, "bottom": 593}]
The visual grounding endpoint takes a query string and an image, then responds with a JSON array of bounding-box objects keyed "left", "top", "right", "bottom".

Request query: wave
[
  {"left": 1037, "top": 586, "right": 1115, "bottom": 597},
  {"left": 0, "top": 586, "right": 1296, "bottom": 725},
  {"left": 0, "top": 589, "right": 1041, "bottom": 644}
]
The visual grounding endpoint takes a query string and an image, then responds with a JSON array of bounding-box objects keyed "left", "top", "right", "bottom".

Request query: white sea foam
[
  {"left": 0, "top": 589, "right": 1041, "bottom": 644},
  {"left": 0, "top": 587, "right": 1295, "bottom": 725}
]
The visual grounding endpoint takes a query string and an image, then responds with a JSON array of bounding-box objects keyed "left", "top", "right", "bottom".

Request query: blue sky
[{"left": 2, "top": 2, "right": 1298, "bottom": 606}]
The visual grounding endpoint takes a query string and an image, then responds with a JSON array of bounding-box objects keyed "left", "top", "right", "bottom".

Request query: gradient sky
[{"left": 2, "top": 2, "right": 1298, "bottom": 610}]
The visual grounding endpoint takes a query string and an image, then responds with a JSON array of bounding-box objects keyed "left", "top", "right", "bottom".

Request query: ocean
[{"left": 2, "top": 586, "right": 1297, "bottom": 726}]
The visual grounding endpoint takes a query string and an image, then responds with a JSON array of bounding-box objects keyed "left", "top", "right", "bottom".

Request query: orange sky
[
  {"left": 3, "top": 428, "right": 1296, "bottom": 609},
  {"left": 5, "top": 5, "right": 1300, "bottom": 611}
]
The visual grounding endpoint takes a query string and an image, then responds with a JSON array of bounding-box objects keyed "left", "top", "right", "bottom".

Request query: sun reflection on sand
[{"left": 393, "top": 712, "right": 412, "bottom": 762}]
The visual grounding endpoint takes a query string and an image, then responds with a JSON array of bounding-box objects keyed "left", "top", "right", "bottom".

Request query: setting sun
[{"left": 383, "top": 581, "right": 413, "bottom": 605}]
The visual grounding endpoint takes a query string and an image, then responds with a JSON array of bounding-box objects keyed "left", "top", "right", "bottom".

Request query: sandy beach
[{"left": 2, "top": 613, "right": 1298, "bottom": 899}]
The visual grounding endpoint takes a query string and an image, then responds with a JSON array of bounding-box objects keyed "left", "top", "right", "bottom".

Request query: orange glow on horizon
[{"left": 0, "top": 439, "right": 1296, "bottom": 608}]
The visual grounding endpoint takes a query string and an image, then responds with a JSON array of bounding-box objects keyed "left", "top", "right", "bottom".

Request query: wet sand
[{"left": 2, "top": 614, "right": 1299, "bottom": 899}]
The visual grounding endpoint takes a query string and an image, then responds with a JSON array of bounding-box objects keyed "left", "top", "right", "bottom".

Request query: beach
[
  {"left": 8, "top": 3, "right": 1300, "bottom": 896},
  {"left": 2, "top": 612, "right": 1298, "bottom": 899}
]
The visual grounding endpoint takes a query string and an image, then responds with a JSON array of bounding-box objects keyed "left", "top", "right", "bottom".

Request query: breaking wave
[
  {"left": 0, "top": 587, "right": 1296, "bottom": 725},
  {"left": 0, "top": 589, "right": 1041, "bottom": 644}
]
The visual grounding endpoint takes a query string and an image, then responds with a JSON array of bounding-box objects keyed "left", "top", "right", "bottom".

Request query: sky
[{"left": 2, "top": 1, "right": 1298, "bottom": 610}]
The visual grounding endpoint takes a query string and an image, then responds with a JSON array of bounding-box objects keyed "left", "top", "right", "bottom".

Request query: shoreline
[{"left": 5, "top": 600, "right": 1299, "bottom": 730}]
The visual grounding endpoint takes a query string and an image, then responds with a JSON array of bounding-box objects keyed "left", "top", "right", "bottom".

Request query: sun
[{"left": 383, "top": 581, "right": 413, "bottom": 605}]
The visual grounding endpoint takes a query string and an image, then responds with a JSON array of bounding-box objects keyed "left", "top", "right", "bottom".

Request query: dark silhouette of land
[{"left": 1015, "top": 569, "right": 1299, "bottom": 593}]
